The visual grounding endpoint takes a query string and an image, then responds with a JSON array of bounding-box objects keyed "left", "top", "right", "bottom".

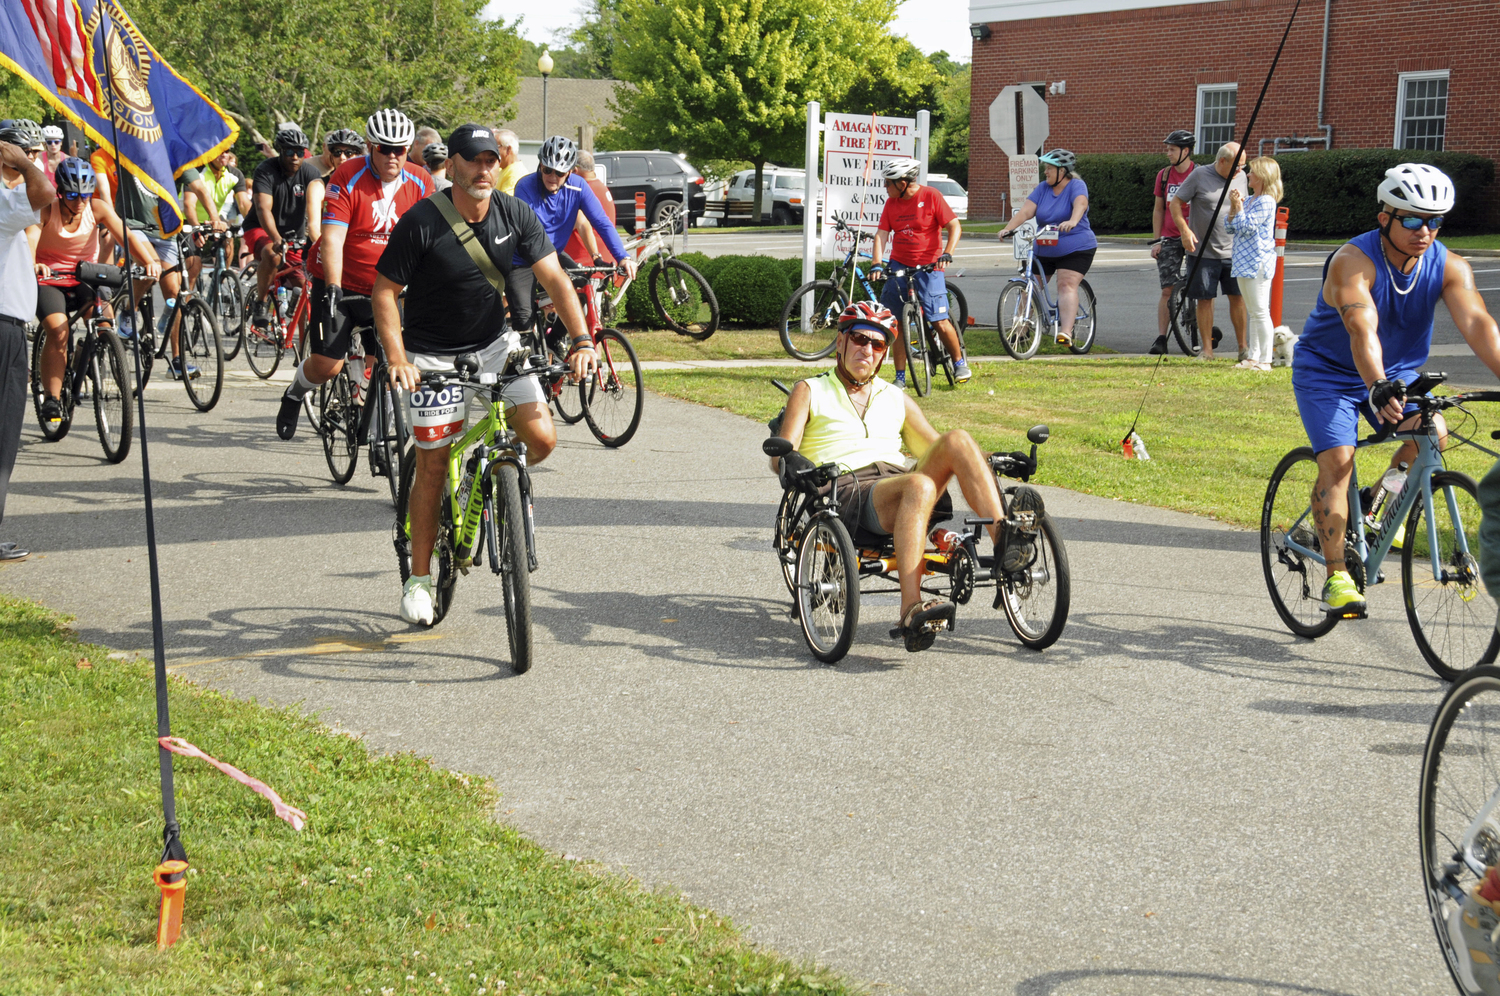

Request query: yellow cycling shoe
[{"left": 1323, "top": 570, "right": 1367, "bottom": 618}]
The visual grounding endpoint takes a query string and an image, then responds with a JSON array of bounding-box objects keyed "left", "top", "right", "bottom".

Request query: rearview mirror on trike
[
  {"left": 763, "top": 436, "right": 793, "bottom": 458},
  {"left": 1027, "top": 425, "right": 1050, "bottom": 445}
]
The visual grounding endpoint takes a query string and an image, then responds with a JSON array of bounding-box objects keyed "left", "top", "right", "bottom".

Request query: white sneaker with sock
[{"left": 400, "top": 575, "right": 435, "bottom": 625}]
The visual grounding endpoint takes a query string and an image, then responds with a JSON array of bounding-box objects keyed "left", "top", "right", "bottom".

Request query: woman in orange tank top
[{"left": 32, "top": 157, "right": 157, "bottom": 415}]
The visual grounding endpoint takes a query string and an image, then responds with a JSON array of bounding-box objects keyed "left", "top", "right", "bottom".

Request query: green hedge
[
  {"left": 618, "top": 254, "right": 845, "bottom": 329},
  {"left": 1074, "top": 149, "right": 1495, "bottom": 236},
  {"left": 621, "top": 251, "right": 716, "bottom": 329}
]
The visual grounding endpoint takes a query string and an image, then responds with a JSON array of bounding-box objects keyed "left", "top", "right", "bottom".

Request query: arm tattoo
[{"left": 1339, "top": 303, "right": 1372, "bottom": 317}]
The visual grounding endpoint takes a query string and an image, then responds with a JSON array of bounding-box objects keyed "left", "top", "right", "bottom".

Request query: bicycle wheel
[
  {"left": 179, "top": 298, "right": 224, "bottom": 412},
  {"left": 945, "top": 283, "right": 969, "bottom": 334},
  {"left": 243, "top": 318, "right": 283, "bottom": 379},
  {"left": 1068, "top": 279, "right": 1097, "bottom": 355},
  {"left": 1419, "top": 665, "right": 1500, "bottom": 996},
  {"left": 649, "top": 258, "right": 719, "bottom": 339},
  {"left": 780, "top": 279, "right": 848, "bottom": 361},
  {"left": 90, "top": 329, "right": 133, "bottom": 464},
  {"left": 543, "top": 333, "right": 586, "bottom": 424},
  {"left": 1168, "top": 280, "right": 1201, "bottom": 356},
  {"left": 29, "top": 324, "right": 73, "bottom": 441},
  {"left": 795, "top": 516, "right": 859, "bottom": 664},
  {"left": 998, "top": 513, "right": 1071, "bottom": 650},
  {"left": 319, "top": 369, "right": 358, "bottom": 485},
  {"left": 394, "top": 448, "right": 457, "bottom": 625},
  {"left": 774, "top": 488, "right": 804, "bottom": 594},
  {"left": 903, "top": 304, "right": 931, "bottom": 397},
  {"left": 1403, "top": 471, "right": 1500, "bottom": 681},
  {"left": 582, "top": 328, "right": 643, "bottom": 447},
  {"left": 213, "top": 269, "right": 245, "bottom": 361},
  {"left": 370, "top": 377, "right": 404, "bottom": 508},
  {"left": 1261, "top": 447, "right": 1340, "bottom": 639},
  {"left": 492, "top": 463, "right": 533, "bottom": 674},
  {"left": 997, "top": 281, "right": 1043, "bottom": 360}
]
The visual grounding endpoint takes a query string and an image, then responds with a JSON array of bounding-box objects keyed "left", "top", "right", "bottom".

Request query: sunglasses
[
  {"left": 329, "top": 146, "right": 360, "bottom": 159},
  {"left": 1394, "top": 213, "right": 1444, "bottom": 231},
  {"left": 843, "top": 330, "right": 888, "bottom": 352},
  {"left": 280, "top": 147, "right": 306, "bottom": 157},
  {"left": 46, "top": 139, "right": 61, "bottom": 145},
  {"left": 60, "top": 190, "right": 88, "bottom": 200},
  {"left": 540, "top": 165, "right": 568, "bottom": 178},
  {"left": 375, "top": 144, "right": 407, "bottom": 156}
]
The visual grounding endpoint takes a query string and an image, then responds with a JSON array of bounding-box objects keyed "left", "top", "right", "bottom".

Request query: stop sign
[{"left": 989, "top": 86, "right": 1050, "bottom": 158}]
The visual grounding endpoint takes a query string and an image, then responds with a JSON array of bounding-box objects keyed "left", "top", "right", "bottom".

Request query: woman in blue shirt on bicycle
[{"left": 998, "top": 149, "right": 1097, "bottom": 346}]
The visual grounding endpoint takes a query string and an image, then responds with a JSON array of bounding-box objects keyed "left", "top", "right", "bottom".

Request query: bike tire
[
  {"left": 1261, "top": 447, "right": 1340, "bottom": 639},
  {"left": 544, "top": 330, "right": 586, "bottom": 424},
  {"left": 370, "top": 377, "right": 404, "bottom": 508},
  {"left": 649, "top": 258, "right": 719, "bottom": 339},
  {"left": 795, "top": 516, "right": 860, "bottom": 664},
  {"left": 1401, "top": 470, "right": 1500, "bottom": 681},
  {"left": 1168, "top": 280, "right": 1201, "bottom": 356},
  {"left": 997, "top": 281, "right": 1043, "bottom": 361},
  {"left": 213, "top": 269, "right": 245, "bottom": 361},
  {"left": 243, "top": 319, "right": 283, "bottom": 379},
  {"left": 582, "top": 328, "right": 643, "bottom": 448},
  {"left": 494, "top": 463, "right": 534, "bottom": 674},
  {"left": 774, "top": 488, "right": 803, "bottom": 594},
  {"left": 1420, "top": 665, "right": 1500, "bottom": 996},
  {"left": 394, "top": 447, "right": 457, "bottom": 625},
  {"left": 319, "top": 368, "right": 358, "bottom": 485},
  {"left": 780, "top": 279, "right": 848, "bottom": 361},
  {"left": 91, "top": 328, "right": 133, "bottom": 464},
  {"left": 179, "top": 298, "right": 224, "bottom": 412},
  {"left": 903, "top": 303, "right": 931, "bottom": 397},
  {"left": 1068, "top": 279, "right": 1097, "bottom": 355},
  {"left": 945, "top": 283, "right": 969, "bottom": 334},
  {"left": 998, "top": 512, "right": 1070, "bottom": 650},
  {"left": 29, "top": 322, "right": 73, "bottom": 441}
]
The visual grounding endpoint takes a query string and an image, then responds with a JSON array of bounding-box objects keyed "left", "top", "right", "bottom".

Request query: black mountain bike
[
  {"left": 1150, "top": 238, "right": 1202, "bottom": 356},
  {"left": 191, "top": 227, "right": 246, "bottom": 361},
  {"left": 888, "top": 261, "right": 969, "bottom": 397},
  {"left": 114, "top": 246, "right": 225, "bottom": 411},
  {"left": 316, "top": 330, "right": 407, "bottom": 506}
]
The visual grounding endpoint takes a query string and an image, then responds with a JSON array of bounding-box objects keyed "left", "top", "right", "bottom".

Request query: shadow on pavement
[
  {"left": 1016, "top": 967, "right": 1360, "bottom": 995},
  {"left": 1056, "top": 517, "right": 1257, "bottom": 554}
]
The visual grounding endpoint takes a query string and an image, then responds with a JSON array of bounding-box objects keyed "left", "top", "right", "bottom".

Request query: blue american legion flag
[{"left": 0, "top": 0, "right": 237, "bottom": 234}]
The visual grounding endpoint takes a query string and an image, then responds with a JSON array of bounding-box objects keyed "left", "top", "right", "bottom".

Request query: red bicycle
[
  {"left": 241, "top": 237, "right": 313, "bottom": 381},
  {"left": 538, "top": 265, "right": 644, "bottom": 448}
]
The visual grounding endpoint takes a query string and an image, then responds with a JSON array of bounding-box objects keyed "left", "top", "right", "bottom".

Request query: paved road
[
  {"left": 1, "top": 371, "right": 1465, "bottom": 995},
  {"left": 694, "top": 230, "right": 1500, "bottom": 385}
]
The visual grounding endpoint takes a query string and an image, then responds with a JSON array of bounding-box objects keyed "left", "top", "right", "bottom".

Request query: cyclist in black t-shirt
[
  {"left": 374, "top": 123, "right": 597, "bottom": 626},
  {"left": 246, "top": 125, "right": 322, "bottom": 326}
]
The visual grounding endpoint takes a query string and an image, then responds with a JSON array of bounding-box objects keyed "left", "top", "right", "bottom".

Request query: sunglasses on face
[
  {"left": 46, "top": 139, "right": 61, "bottom": 146},
  {"left": 329, "top": 146, "right": 360, "bottom": 159},
  {"left": 1394, "top": 213, "right": 1444, "bottom": 231},
  {"left": 375, "top": 144, "right": 407, "bottom": 157},
  {"left": 540, "top": 165, "right": 568, "bottom": 178},
  {"left": 60, "top": 190, "right": 87, "bottom": 200},
  {"left": 843, "top": 330, "right": 888, "bottom": 352},
  {"left": 280, "top": 147, "right": 305, "bottom": 158}
]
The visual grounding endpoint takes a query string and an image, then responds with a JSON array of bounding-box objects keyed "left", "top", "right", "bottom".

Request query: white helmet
[
  {"left": 881, "top": 158, "right": 920, "bottom": 182},
  {"left": 41, "top": 125, "right": 63, "bottom": 141},
  {"left": 1377, "top": 163, "right": 1455, "bottom": 214},
  {"left": 365, "top": 108, "right": 415, "bottom": 147}
]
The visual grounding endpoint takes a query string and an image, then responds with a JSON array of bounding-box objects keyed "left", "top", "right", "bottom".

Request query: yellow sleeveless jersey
[{"left": 797, "top": 371, "right": 907, "bottom": 474}]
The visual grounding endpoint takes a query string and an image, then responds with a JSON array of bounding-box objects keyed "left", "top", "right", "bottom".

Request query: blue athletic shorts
[
  {"left": 879, "top": 262, "right": 949, "bottom": 324},
  {"left": 1295, "top": 381, "right": 1419, "bottom": 453}
]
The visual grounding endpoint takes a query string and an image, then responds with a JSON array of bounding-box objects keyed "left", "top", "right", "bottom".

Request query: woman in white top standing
[{"left": 1225, "top": 157, "right": 1283, "bottom": 370}]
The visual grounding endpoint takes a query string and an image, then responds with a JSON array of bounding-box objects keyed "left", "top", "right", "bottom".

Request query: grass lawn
[
  {"left": 626, "top": 327, "right": 1102, "bottom": 363},
  {"left": 0, "top": 598, "right": 847, "bottom": 995},
  {"left": 645, "top": 357, "right": 1498, "bottom": 530}
]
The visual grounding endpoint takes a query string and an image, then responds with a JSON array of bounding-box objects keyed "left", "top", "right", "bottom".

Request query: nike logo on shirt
[{"left": 493, "top": 233, "right": 511, "bottom": 246}]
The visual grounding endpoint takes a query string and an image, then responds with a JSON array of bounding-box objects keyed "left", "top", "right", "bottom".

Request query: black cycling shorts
[
  {"left": 36, "top": 282, "right": 94, "bottom": 322},
  {"left": 309, "top": 277, "right": 377, "bottom": 360},
  {"left": 1037, "top": 248, "right": 1095, "bottom": 280}
]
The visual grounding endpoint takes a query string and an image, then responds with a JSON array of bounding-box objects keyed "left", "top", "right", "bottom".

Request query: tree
[
  {"left": 930, "top": 67, "right": 970, "bottom": 186},
  {"left": 842, "top": 36, "right": 943, "bottom": 121},
  {"left": 603, "top": 0, "right": 898, "bottom": 220}
]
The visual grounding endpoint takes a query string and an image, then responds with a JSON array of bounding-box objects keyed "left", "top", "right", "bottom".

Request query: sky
[{"left": 480, "top": 0, "right": 973, "bottom": 63}]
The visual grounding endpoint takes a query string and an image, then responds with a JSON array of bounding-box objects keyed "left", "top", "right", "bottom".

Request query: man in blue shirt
[{"left": 508, "top": 135, "right": 636, "bottom": 334}]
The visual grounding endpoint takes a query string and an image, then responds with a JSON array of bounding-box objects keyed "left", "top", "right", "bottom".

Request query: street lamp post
[{"left": 538, "top": 52, "right": 554, "bottom": 139}]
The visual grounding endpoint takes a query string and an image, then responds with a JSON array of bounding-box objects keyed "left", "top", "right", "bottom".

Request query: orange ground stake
[{"left": 154, "top": 859, "right": 188, "bottom": 948}]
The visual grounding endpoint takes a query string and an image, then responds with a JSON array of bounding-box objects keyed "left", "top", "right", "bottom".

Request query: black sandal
[{"left": 890, "top": 599, "right": 955, "bottom": 653}]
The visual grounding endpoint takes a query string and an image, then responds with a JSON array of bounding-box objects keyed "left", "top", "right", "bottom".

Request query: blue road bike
[
  {"left": 1261, "top": 372, "right": 1500, "bottom": 681},
  {"left": 997, "top": 220, "right": 1096, "bottom": 360}
]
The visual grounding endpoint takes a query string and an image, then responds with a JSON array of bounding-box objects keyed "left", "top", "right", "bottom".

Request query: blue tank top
[{"left": 1293, "top": 229, "right": 1448, "bottom": 393}]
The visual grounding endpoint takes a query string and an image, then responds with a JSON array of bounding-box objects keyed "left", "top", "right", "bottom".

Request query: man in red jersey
[
  {"left": 562, "top": 149, "right": 615, "bottom": 267},
  {"left": 276, "top": 108, "right": 433, "bottom": 440}
]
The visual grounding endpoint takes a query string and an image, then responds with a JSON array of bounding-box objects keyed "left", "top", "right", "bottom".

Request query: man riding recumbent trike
[{"left": 764, "top": 301, "right": 1070, "bottom": 663}]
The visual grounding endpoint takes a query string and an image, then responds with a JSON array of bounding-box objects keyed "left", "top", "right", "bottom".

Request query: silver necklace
[{"left": 1381, "top": 245, "right": 1423, "bottom": 297}]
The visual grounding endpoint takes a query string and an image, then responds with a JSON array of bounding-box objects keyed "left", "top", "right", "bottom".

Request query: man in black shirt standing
[
  {"left": 246, "top": 125, "right": 322, "bottom": 326},
  {"left": 374, "top": 123, "right": 596, "bottom": 626}
]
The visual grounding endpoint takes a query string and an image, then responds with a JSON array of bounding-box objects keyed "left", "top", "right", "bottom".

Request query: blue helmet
[{"left": 53, "top": 157, "right": 96, "bottom": 196}]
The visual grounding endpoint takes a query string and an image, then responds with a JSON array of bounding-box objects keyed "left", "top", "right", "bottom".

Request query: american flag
[{"left": 16, "top": 0, "right": 100, "bottom": 108}]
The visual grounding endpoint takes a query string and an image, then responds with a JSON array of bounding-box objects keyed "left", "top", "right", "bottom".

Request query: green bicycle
[{"left": 393, "top": 350, "right": 565, "bottom": 674}]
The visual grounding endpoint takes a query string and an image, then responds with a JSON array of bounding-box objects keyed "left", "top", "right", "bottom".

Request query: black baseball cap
[{"left": 447, "top": 123, "right": 500, "bottom": 159}]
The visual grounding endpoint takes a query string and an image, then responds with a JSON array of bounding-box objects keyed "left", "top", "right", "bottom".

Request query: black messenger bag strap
[{"left": 430, "top": 192, "right": 507, "bottom": 296}]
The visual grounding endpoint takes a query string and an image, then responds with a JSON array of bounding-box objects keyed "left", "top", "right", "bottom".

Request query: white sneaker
[{"left": 399, "top": 574, "right": 435, "bottom": 625}]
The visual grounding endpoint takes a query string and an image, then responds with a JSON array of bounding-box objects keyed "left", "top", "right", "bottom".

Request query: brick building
[{"left": 966, "top": 0, "right": 1500, "bottom": 223}]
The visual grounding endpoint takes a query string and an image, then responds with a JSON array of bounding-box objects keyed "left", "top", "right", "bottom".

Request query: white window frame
[
  {"left": 1394, "top": 70, "right": 1450, "bottom": 150},
  {"left": 1195, "top": 83, "right": 1238, "bottom": 152}
]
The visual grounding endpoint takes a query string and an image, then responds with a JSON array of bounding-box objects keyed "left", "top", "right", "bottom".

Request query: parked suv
[
  {"left": 709, "top": 167, "right": 820, "bottom": 225},
  {"left": 926, "top": 173, "right": 968, "bottom": 221},
  {"left": 593, "top": 150, "right": 707, "bottom": 233}
]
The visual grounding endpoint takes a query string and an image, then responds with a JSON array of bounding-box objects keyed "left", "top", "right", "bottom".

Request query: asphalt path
[
  {"left": 0, "top": 368, "right": 1468, "bottom": 995},
  {"left": 696, "top": 230, "right": 1500, "bottom": 387}
]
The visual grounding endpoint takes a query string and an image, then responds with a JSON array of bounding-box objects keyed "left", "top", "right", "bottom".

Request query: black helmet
[
  {"left": 325, "top": 128, "right": 365, "bottom": 153},
  {"left": 1164, "top": 129, "right": 1196, "bottom": 149},
  {"left": 274, "top": 125, "right": 310, "bottom": 154},
  {"left": 0, "top": 118, "right": 44, "bottom": 149}
]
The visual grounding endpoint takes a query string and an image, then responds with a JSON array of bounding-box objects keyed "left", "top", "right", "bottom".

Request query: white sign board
[
  {"left": 989, "top": 85, "right": 1050, "bottom": 158},
  {"left": 820, "top": 112, "right": 917, "bottom": 258},
  {"left": 1008, "top": 154, "right": 1039, "bottom": 216}
]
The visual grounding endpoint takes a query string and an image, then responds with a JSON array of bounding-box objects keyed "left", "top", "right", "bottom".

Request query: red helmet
[{"left": 837, "top": 301, "right": 896, "bottom": 344}]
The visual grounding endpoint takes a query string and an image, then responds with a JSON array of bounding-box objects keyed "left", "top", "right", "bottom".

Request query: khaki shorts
[{"left": 408, "top": 334, "right": 546, "bottom": 450}]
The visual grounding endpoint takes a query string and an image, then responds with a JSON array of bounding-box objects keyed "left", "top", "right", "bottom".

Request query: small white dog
[{"left": 1273, "top": 326, "right": 1298, "bottom": 368}]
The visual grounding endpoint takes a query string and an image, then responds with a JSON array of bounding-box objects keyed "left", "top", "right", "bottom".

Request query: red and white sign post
[{"left": 1270, "top": 206, "right": 1290, "bottom": 326}]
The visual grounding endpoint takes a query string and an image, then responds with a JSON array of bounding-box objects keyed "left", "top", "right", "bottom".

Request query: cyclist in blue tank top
[
  {"left": 507, "top": 135, "right": 636, "bottom": 334},
  {"left": 1292, "top": 164, "right": 1500, "bottom": 617}
]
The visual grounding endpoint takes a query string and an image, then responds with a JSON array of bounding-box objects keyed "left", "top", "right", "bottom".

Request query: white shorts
[{"left": 408, "top": 334, "right": 547, "bottom": 450}]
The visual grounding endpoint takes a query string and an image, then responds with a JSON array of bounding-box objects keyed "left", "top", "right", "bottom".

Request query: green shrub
[
  {"left": 710, "top": 255, "right": 793, "bottom": 326},
  {"left": 1074, "top": 149, "right": 1495, "bottom": 236},
  {"left": 623, "top": 258, "right": 666, "bottom": 328}
]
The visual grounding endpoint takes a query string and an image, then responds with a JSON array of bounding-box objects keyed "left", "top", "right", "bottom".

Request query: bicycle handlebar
[{"left": 415, "top": 353, "right": 569, "bottom": 390}]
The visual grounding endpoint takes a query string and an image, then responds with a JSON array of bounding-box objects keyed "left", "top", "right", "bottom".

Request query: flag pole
[{"left": 95, "top": 1, "right": 185, "bottom": 870}]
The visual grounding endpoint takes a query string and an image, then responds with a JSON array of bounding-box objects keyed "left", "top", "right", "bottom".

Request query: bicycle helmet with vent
[
  {"left": 274, "top": 125, "right": 309, "bottom": 153},
  {"left": 538, "top": 135, "right": 578, "bottom": 172},
  {"left": 421, "top": 142, "right": 448, "bottom": 169},
  {"left": 365, "top": 108, "right": 414, "bottom": 147},
  {"left": 42, "top": 124, "right": 63, "bottom": 142},
  {"left": 837, "top": 300, "right": 896, "bottom": 345},
  {"left": 1163, "top": 129, "right": 1196, "bottom": 149},
  {"left": 1038, "top": 149, "right": 1077, "bottom": 173},
  {"left": 325, "top": 128, "right": 365, "bottom": 152},
  {"left": 881, "top": 158, "right": 921, "bottom": 182},
  {"left": 53, "top": 157, "right": 96, "bottom": 196},
  {"left": 1377, "top": 163, "right": 1454, "bottom": 214},
  {"left": 0, "top": 119, "right": 44, "bottom": 149}
]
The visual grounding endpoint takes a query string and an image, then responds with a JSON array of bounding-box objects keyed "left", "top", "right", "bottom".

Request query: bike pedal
[{"left": 1325, "top": 605, "right": 1368, "bottom": 620}]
